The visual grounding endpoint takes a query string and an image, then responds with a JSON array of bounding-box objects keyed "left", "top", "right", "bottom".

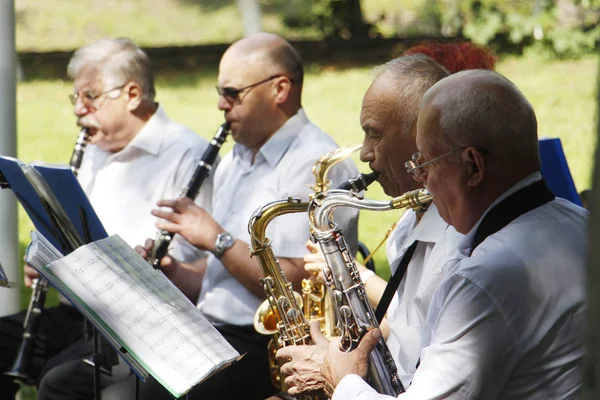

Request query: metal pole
[
  {"left": 236, "top": 0, "right": 263, "bottom": 36},
  {"left": 582, "top": 49, "right": 600, "bottom": 399},
  {"left": 0, "top": 0, "right": 20, "bottom": 317}
]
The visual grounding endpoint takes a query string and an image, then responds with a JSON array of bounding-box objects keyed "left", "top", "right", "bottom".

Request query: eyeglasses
[
  {"left": 69, "top": 84, "right": 127, "bottom": 108},
  {"left": 405, "top": 146, "right": 467, "bottom": 177},
  {"left": 216, "top": 75, "right": 288, "bottom": 102}
]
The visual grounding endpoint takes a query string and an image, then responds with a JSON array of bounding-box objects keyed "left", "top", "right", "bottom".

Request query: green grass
[{"left": 13, "top": 53, "right": 598, "bottom": 290}]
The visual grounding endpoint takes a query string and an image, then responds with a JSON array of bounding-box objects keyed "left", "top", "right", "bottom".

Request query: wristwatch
[{"left": 213, "top": 232, "right": 235, "bottom": 259}]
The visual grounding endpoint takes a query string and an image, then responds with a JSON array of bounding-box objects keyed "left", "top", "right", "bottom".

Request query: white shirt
[
  {"left": 77, "top": 105, "right": 214, "bottom": 263},
  {"left": 385, "top": 204, "right": 463, "bottom": 387},
  {"left": 333, "top": 173, "right": 587, "bottom": 400},
  {"left": 198, "top": 108, "right": 359, "bottom": 327}
]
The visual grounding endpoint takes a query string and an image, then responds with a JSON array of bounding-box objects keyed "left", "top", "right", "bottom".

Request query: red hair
[{"left": 403, "top": 41, "right": 496, "bottom": 73}]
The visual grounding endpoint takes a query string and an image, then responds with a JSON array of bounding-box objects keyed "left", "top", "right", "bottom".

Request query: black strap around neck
[
  {"left": 375, "top": 240, "right": 419, "bottom": 324},
  {"left": 470, "top": 179, "right": 555, "bottom": 253}
]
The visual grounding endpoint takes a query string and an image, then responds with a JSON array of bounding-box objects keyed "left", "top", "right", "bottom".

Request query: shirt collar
[
  {"left": 232, "top": 108, "right": 308, "bottom": 168},
  {"left": 120, "top": 104, "right": 168, "bottom": 157},
  {"left": 410, "top": 203, "right": 448, "bottom": 245},
  {"left": 459, "top": 171, "right": 543, "bottom": 255}
]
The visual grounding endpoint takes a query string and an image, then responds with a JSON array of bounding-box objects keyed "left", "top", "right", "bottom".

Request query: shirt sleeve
[
  {"left": 401, "top": 272, "right": 517, "bottom": 400},
  {"left": 333, "top": 374, "right": 398, "bottom": 400}
]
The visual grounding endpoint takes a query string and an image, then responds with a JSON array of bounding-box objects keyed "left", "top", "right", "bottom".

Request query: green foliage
[
  {"left": 261, "top": 0, "right": 377, "bottom": 39},
  {"left": 419, "top": 0, "right": 600, "bottom": 58}
]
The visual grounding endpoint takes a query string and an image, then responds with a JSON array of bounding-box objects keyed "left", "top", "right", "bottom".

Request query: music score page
[{"left": 27, "top": 233, "right": 239, "bottom": 398}]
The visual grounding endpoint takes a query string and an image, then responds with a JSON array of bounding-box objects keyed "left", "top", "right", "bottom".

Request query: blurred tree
[
  {"left": 420, "top": 0, "right": 600, "bottom": 58},
  {"left": 261, "top": 0, "right": 378, "bottom": 39}
]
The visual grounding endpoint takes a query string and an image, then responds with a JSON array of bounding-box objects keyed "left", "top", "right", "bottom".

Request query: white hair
[
  {"left": 67, "top": 38, "right": 156, "bottom": 101},
  {"left": 375, "top": 54, "right": 450, "bottom": 134}
]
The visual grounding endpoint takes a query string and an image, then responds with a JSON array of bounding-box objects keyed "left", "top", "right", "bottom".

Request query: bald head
[
  {"left": 421, "top": 70, "right": 540, "bottom": 170},
  {"left": 223, "top": 33, "right": 303, "bottom": 88}
]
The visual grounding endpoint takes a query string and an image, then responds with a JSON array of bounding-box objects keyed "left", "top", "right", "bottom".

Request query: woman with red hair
[{"left": 404, "top": 41, "right": 496, "bottom": 73}]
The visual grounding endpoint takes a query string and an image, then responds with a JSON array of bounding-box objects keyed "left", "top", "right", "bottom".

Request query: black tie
[{"left": 375, "top": 240, "right": 419, "bottom": 324}]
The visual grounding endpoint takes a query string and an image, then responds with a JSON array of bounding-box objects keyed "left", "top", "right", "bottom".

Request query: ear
[
  {"left": 464, "top": 147, "right": 485, "bottom": 187},
  {"left": 125, "top": 82, "right": 143, "bottom": 111},
  {"left": 273, "top": 77, "right": 292, "bottom": 105}
]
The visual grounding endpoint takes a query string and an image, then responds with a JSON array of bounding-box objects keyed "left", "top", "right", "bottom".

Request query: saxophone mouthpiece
[{"left": 337, "top": 171, "right": 379, "bottom": 192}]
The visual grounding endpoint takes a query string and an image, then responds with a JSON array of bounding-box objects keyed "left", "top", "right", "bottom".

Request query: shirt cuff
[{"left": 332, "top": 374, "right": 378, "bottom": 400}]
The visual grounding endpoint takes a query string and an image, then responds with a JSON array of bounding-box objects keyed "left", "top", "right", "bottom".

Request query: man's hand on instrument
[
  {"left": 152, "top": 197, "right": 223, "bottom": 251},
  {"left": 135, "top": 239, "right": 180, "bottom": 273},
  {"left": 304, "top": 241, "right": 326, "bottom": 283},
  {"left": 23, "top": 264, "right": 39, "bottom": 288},
  {"left": 276, "top": 321, "right": 329, "bottom": 396},
  {"left": 321, "top": 327, "right": 381, "bottom": 397}
]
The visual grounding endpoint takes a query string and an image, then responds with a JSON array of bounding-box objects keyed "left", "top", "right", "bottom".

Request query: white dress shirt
[
  {"left": 198, "top": 108, "right": 359, "bottom": 327},
  {"left": 77, "top": 105, "right": 213, "bottom": 263},
  {"left": 333, "top": 173, "right": 587, "bottom": 400},
  {"left": 385, "top": 204, "right": 463, "bottom": 387}
]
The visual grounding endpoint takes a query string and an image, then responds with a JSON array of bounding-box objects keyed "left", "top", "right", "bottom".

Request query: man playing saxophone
[
  {"left": 0, "top": 38, "right": 216, "bottom": 400},
  {"left": 321, "top": 70, "right": 587, "bottom": 399},
  {"left": 102, "top": 33, "right": 360, "bottom": 400},
  {"left": 277, "top": 43, "right": 497, "bottom": 396}
]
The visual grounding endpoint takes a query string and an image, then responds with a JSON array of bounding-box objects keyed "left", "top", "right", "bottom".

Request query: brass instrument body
[
  {"left": 308, "top": 188, "right": 433, "bottom": 396},
  {"left": 250, "top": 198, "right": 312, "bottom": 347},
  {"left": 249, "top": 145, "right": 368, "bottom": 398},
  {"left": 303, "top": 144, "right": 364, "bottom": 337},
  {"left": 250, "top": 198, "right": 324, "bottom": 399},
  {"left": 310, "top": 144, "right": 361, "bottom": 194}
]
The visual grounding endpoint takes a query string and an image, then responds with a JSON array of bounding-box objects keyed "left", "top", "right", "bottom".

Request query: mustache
[{"left": 77, "top": 116, "right": 100, "bottom": 129}]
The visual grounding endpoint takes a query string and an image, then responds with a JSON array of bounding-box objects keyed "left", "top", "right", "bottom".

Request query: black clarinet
[
  {"left": 69, "top": 128, "right": 90, "bottom": 176},
  {"left": 337, "top": 171, "right": 379, "bottom": 191},
  {"left": 148, "top": 122, "right": 230, "bottom": 269},
  {"left": 6, "top": 128, "right": 90, "bottom": 384}
]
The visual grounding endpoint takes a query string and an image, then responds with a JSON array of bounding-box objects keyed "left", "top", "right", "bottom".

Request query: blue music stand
[{"left": 539, "top": 137, "right": 582, "bottom": 206}]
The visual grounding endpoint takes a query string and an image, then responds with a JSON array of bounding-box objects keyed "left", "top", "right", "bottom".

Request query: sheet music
[{"left": 27, "top": 233, "right": 239, "bottom": 397}]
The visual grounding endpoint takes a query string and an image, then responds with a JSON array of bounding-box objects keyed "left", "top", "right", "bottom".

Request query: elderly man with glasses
[
  {"left": 94, "top": 33, "right": 359, "bottom": 400},
  {"left": 320, "top": 71, "right": 587, "bottom": 399},
  {"left": 0, "top": 37, "right": 216, "bottom": 400}
]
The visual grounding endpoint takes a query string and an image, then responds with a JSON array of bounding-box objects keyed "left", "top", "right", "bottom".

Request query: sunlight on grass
[{"left": 15, "top": 0, "right": 327, "bottom": 52}]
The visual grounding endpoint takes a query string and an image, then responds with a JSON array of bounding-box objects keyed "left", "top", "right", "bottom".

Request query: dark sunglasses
[{"left": 216, "top": 75, "right": 290, "bottom": 101}]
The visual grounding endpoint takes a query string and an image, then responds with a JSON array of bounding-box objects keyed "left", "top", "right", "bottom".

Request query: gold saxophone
[
  {"left": 249, "top": 145, "right": 361, "bottom": 395},
  {"left": 249, "top": 197, "right": 312, "bottom": 394}
]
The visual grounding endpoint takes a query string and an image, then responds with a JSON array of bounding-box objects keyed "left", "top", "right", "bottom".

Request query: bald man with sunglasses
[{"left": 97, "top": 33, "right": 360, "bottom": 400}]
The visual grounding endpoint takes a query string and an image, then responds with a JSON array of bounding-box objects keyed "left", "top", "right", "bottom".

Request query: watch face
[{"left": 218, "top": 233, "right": 235, "bottom": 250}]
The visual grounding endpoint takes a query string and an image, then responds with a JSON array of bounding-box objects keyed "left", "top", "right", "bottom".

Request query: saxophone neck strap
[
  {"left": 374, "top": 179, "right": 554, "bottom": 325},
  {"left": 375, "top": 240, "right": 419, "bottom": 324},
  {"left": 470, "top": 179, "right": 555, "bottom": 253}
]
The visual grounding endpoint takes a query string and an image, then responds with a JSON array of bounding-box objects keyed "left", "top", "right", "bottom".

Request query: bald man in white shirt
[
  {"left": 102, "top": 33, "right": 359, "bottom": 400},
  {"left": 323, "top": 70, "right": 587, "bottom": 399}
]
